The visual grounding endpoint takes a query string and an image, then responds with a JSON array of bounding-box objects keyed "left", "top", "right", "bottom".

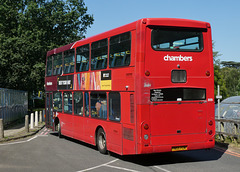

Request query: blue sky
[{"left": 85, "top": 0, "right": 240, "bottom": 62}]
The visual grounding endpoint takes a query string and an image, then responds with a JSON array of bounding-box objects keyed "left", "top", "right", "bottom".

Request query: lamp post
[{"left": 216, "top": 85, "right": 222, "bottom": 132}]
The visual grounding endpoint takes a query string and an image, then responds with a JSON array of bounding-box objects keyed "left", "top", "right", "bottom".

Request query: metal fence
[
  {"left": 215, "top": 119, "right": 240, "bottom": 143},
  {"left": 0, "top": 88, "right": 28, "bottom": 125}
]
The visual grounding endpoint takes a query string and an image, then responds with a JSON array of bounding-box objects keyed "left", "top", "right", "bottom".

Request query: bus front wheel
[
  {"left": 58, "top": 123, "right": 62, "bottom": 138},
  {"left": 97, "top": 128, "right": 107, "bottom": 154}
]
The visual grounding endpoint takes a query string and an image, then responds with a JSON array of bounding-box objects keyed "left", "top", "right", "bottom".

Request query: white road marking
[
  {"left": 76, "top": 159, "right": 118, "bottom": 172},
  {"left": 77, "top": 159, "right": 143, "bottom": 172},
  {"left": 77, "top": 158, "right": 172, "bottom": 172},
  {"left": 154, "top": 166, "right": 172, "bottom": 172},
  {"left": 0, "top": 135, "right": 48, "bottom": 146},
  {"left": 105, "top": 164, "right": 141, "bottom": 172}
]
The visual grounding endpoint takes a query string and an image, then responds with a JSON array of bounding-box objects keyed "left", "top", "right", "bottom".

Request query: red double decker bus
[{"left": 45, "top": 18, "right": 215, "bottom": 155}]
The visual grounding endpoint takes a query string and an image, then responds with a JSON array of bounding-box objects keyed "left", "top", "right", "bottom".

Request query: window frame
[{"left": 109, "top": 92, "right": 121, "bottom": 122}]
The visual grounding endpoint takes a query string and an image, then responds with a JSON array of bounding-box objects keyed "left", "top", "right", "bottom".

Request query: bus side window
[
  {"left": 64, "top": 49, "right": 75, "bottom": 74},
  {"left": 63, "top": 92, "right": 72, "bottom": 113},
  {"left": 46, "top": 56, "right": 53, "bottom": 76},
  {"left": 110, "top": 32, "right": 131, "bottom": 68},
  {"left": 74, "top": 92, "right": 83, "bottom": 116},
  {"left": 91, "top": 39, "right": 108, "bottom": 70},
  {"left": 76, "top": 44, "right": 90, "bottom": 72},
  {"left": 109, "top": 92, "right": 121, "bottom": 121},
  {"left": 90, "top": 92, "right": 107, "bottom": 119},
  {"left": 84, "top": 92, "right": 89, "bottom": 117},
  {"left": 53, "top": 92, "right": 62, "bottom": 112},
  {"left": 53, "top": 53, "right": 62, "bottom": 75}
]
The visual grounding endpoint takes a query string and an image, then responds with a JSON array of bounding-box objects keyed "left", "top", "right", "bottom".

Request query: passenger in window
[
  {"left": 100, "top": 100, "right": 107, "bottom": 119},
  {"left": 85, "top": 107, "right": 89, "bottom": 116},
  {"left": 95, "top": 99, "right": 107, "bottom": 119},
  {"left": 95, "top": 100, "right": 101, "bottom": 117}
]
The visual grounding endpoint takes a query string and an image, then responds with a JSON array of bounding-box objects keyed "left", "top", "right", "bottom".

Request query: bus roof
[
  {"left": 46, "top": 18, "right": 210, "bottom": 57},
  {"left": 46, "top": 42, "right": 74, "bottom": 57},
  {"left": 143, "top": 18, "right": 210, "bottom": 28}
]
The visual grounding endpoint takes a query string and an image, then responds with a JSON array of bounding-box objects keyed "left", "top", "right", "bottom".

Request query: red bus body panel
[{"left": 45, "top": 18, "right": 215, "bottom": 155}]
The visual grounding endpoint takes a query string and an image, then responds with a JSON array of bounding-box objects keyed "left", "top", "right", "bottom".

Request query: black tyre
[
  {"left": 97, "top": 128, "right": 107, "bottom": 154},
  {"left": 58, "top": 123, "right": 62, "bottom": 138}
]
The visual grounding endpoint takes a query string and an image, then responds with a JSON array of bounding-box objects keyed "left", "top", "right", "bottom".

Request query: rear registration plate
[{"left": 171, "top": 146, "right": 187, "bottom": 152}]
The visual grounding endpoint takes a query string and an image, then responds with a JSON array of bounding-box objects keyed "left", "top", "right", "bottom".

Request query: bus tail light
[
  {"left": 142, "top": 122, "right": 150, "bottom": 145},
  {"left": 208, "top": 120, "right": 213, "bottom": 126},
  {"left": 208, "top": 130, "right": 213, "bottom": 135},
  {"left": 144, "top": 124, "right": 149, "bottom": 130},
  {"left": 145, "top": 70, "right": 150, "bottom": 76},
  {"left": 206, "top": 71, "right": 210, "bottom": 76}
]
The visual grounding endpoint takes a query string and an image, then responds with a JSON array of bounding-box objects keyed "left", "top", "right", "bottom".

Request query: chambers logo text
[{"left": 164, "top": 55, "right": 193, "bottom": 62}]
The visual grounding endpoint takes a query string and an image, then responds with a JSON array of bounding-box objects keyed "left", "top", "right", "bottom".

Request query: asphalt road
[{"left": 0, "top": 127, "right": 239, "bottom": 172}]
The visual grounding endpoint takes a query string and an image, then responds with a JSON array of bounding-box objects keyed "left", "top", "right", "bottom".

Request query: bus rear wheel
[{"left": 97, "top": 128, "right": 107, "bottom": 154}]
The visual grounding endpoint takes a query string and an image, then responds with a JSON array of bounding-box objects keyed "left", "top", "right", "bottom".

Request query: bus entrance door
[{"left": 46, "top": 93, "right": 53, "bottom": 128}]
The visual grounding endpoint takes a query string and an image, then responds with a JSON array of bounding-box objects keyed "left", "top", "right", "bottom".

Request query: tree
[
  {"left": 213, "top": 42, "right": 228, "bottom": 100},
  {"left": 221, "top": 67, "right": 240, "bottom": 96},
  {"left": 213, "top": 42, "right": 240, "bottom": 99},
  {"left": 212, "top": 41, "right": 222, "bottom": 64},
  {"left": 214, "top": 64, "right": 228, "bottom": 100},
  {"left": 0, "top": 0, "right": 93, "bottom": 95},
  {"left": 221, "top": 61, "right": 240, "bottom": 69}
]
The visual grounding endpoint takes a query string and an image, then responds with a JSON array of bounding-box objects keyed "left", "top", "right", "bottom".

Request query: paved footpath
[
  {"left": 4, "top": 123, "right": 25, "bottom": 137},
  {"left": 0, "top": 122, "right": 45, "bottom": 143}
]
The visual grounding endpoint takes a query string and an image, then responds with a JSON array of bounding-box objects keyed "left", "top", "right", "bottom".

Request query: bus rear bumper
[{"left": 137, "top": 140, "right": 215, "bottom": 154}]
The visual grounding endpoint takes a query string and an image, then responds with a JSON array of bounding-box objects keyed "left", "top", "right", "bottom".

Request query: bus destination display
[{"left": 150, "top": 89, "right": 164, "bottom": 102}]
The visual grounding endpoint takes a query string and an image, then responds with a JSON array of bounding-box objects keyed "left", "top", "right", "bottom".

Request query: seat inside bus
[
  {"left": 94, "top": 57, "right": 107, "bottom": 69},
  {"left": 111, "top": 51, "right": 130, "bottom": 67},
  {"left": 79, "top": 61, "right": 89, "bottom": 71}
]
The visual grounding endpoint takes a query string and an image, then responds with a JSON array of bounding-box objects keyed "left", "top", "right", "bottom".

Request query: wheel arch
[{"left": 95, "top": 125, "right": 106, "bottom": 146}]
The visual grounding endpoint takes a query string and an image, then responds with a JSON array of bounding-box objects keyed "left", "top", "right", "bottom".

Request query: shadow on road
[
  {"left": 50, "top": 132, "right": 98, "bottom": 151},
  {"left": 111, "top": 147, "right": 225, "bottom": 166},
  {"left": 50, "top": 132, "right": 225, "bottom": 166}
]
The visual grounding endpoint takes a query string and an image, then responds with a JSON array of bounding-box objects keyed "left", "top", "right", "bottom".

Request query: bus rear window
[
  {"left": 150, "top": 88, "right": 206, "bottom": 102},
  {"left": 151, "top": 28, "right": 203, "bottom": 51}
]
